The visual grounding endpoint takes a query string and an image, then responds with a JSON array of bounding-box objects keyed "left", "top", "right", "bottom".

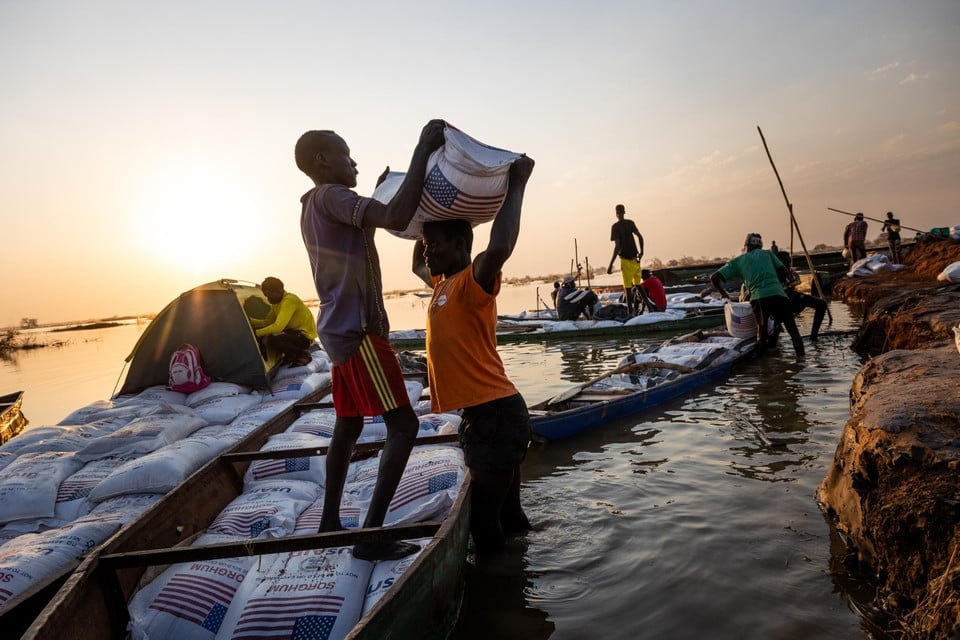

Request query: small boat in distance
[
  {"left": 390, "top": 307, "right": 728, "bottom": 349},
  {"left": 0, "top": 391, "right": 27, "bottom": 445},
  {"left": 528, "top": 330, "right": 756, "bottom": 441}
]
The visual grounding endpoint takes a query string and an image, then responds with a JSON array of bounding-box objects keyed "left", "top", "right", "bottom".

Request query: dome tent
[{"left": 116, "top": 280, "right": 285, "bottom": 396}]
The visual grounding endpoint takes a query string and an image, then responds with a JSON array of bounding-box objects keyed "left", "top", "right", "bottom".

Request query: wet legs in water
[{"left": 470, "top": 466, "right": 531, "bottom": 557}]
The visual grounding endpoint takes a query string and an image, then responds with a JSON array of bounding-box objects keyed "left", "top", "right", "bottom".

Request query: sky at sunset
[{"left": 2, "top": 1, "right": 959, "bottom": 327}]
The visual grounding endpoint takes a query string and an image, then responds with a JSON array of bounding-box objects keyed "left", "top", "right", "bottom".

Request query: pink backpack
[{"left": 168, "top": 344, "right": 211, "bottom": 393}]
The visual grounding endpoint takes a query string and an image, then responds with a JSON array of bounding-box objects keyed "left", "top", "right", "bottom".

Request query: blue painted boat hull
[{"left": 528, "top": 333, "right": 755, "bottom": 440}]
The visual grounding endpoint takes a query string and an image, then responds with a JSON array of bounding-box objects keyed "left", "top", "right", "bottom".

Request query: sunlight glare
[{"left": 129, "top": 161, "right": 261, "bottom": 278}]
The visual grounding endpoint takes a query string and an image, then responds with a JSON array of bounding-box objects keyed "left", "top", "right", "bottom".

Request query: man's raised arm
[
  {"left": 474, "top": 156, "right": 535, "bottom": 292},
  {"left": 365, "top": 119, "right": 446, "bottom": 231}
]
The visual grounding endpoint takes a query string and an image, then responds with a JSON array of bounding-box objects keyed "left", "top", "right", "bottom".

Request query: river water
[{"left": 0, "top": 285, "right": 883, "bottom": 639}]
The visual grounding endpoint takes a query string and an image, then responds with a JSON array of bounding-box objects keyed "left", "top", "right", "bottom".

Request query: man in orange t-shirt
[{"left": 412, "top": 156, "right": 535, "bottom": 557}]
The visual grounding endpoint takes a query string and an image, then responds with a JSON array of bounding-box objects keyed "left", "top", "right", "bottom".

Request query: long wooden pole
[
  {"left": 574, "top": 238, "right": 582, "bottom": 287},
  {"left": 756, "top": 126, "right": 832, "bottom": 322},
  {"left": 827, "top": 207, "right": 926, "bottom": 234}
]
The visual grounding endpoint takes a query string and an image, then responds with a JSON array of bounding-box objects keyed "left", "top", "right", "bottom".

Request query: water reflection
[
  {"left": 825, "top": 517, "right": 897, "bottom": 638},
  {"left": 449, "top": 538, "right": 555, "bottom": 640},
  {"left": 719, "top": 350, "right": 834, "bottom": 482}
]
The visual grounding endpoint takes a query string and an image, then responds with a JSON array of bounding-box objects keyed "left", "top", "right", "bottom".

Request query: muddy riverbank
[{"left": 819, "top": 237, "right": 960, "bottom": 638}]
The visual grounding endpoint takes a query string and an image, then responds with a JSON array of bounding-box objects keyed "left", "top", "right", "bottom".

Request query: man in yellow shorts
[{"left": 606, "top": 203, "right": 645, "bottom": 315}]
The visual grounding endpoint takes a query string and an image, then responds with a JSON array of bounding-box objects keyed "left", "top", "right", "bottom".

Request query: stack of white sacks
[
  {"left": 126, "top": 393, "right": 464, "bottom": 639},
  {"left": 591, "top": 336, "right": 745, "bottom": 393},
  {"left": 0, "top": 345, "right": 467, "bottom": 639}
]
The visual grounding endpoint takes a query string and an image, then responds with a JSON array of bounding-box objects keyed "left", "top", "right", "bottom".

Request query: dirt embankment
[{"left": 819, "top": 237, "right": 960, "bottom": 638}]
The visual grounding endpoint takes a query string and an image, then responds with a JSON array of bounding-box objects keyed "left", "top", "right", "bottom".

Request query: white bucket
[{"left": 724, "top": 302, "right": 756, "bottom": 339}]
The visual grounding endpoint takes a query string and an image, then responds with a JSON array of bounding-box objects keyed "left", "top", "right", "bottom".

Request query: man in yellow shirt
[{"left": 248, "top": 277, "right": 318, "bottom": 366}]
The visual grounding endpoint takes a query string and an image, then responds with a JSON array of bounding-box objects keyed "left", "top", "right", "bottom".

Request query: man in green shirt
[
  {"left": 709, "top": 234, "right": 804, "bottom": 357},
  {"left": 248, "top": 277, "right": 318, "bottom": 366}
]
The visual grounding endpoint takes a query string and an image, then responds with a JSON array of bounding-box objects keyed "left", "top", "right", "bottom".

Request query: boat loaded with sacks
[
  {"left": 20, "top": 399, "right": 470, "bottom": 640},
  {"left": 389, "top": 291, "right": 729, "bottom": 349},
  {"left": 0, "top": 280, "right": 472, "bottom": 640},
  {"left": 0, "top": 280, "right": 331, "bottom": 631},
  {"left": 528, "top": 327, "right": 757, "bottom": 441}
]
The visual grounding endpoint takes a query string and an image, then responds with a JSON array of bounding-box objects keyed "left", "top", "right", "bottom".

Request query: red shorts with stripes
[{"left": 332, "top": 334, "right": 410, "bottom": 417}]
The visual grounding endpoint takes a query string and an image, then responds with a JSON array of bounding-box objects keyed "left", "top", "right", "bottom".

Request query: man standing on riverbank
[
  {"left": 412, "top": 156, "right": 535, "bottom": 558},
  {"left": 296, "top": 120, "right": 445, "bottom": 560},
  {"left": 844, "top": 212, "right": 868, "bottom": 266},
  {"left": 607, "top": 204, "right": 644, "bottom": 315},
  {"left": 882, "top": 211, "right": 902, "bottom": 264}
]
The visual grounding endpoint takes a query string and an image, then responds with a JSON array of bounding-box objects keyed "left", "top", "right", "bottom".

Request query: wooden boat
[
  {"left": 2, "top": 280, "right": 468, "bottom": 638},
  {"left": 0, "top": 391, "right": 27, "bottom": 445},
  {"left": 19, "top": 385, "right": 471, "bottom": 640},
  {"left": 1, "top": 383, "right": 333, "bottom": 636},
  {"left": 390, "top": 307, "right": 727, "bottom": 350},
  {"left": 528, "top": 330, "right": 756, "bottom": 441}
]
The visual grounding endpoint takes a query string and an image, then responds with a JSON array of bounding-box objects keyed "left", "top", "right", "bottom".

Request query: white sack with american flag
[
  {"left": 373, "top": 124, "right": 522, "bottom": 240},
  {"left": 361, "top": 538, "right": 428, "bottom": 617},
  {"left": 207, "top": 479, "right": 319, "bottom": 539},
  {"left": 215, "top": 547, "right": 373, "bottom": 640},
  {"left": 241, "top": 432, "right": 329, "bottom": 486},
  {"left": 293, "top": 493, "right": 366, "bottom": 535},
  {"left": 42, "top": 454, "right": 142, "bottom": 525},
  {"left": 268, "top": 371, "right": 332, "bottom": 401},
  {"left": 287, "top": 407, "right": 338, "bottom": 438},
  {"left": 382, "top": 445, "right": 465, "bottom": 527},
  {"left": 724, "top": 302, "right": 756, "bottom": 339},
  {"left": 128, "top": 545, "right": 257, "bottom": 640}
]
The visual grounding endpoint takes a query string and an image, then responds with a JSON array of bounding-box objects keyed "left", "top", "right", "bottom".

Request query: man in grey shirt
[{"left": 296, "top": 119, "right": 444, "bottom": 560}]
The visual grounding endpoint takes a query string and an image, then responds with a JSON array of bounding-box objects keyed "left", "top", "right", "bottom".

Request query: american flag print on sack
[
  {"left": 291, "top": 423, "right": 334, "bottom": 438},
  {"left": 149, "top": 572, "right": 234, "bottom": 633},
  {"left": 295, "top": 504, "right": 361, "bottom": 533},
  {"left": 231, "top": 593, "right": 345, "bottom": 640},
  {"left": 389, "top": 469, "right": 459, "bottom": 511},
  {"left": 419, "top": 166, "right": 505, "bottom": 222},
  {"left": 56, "top": 477, "right": 97, "bottom": 502},
  {"left": 209, "top": 507, "right": 277, "bottom": 537},
  {"left": 250, "top": 457, "right": 311, "bottom": 481}
]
